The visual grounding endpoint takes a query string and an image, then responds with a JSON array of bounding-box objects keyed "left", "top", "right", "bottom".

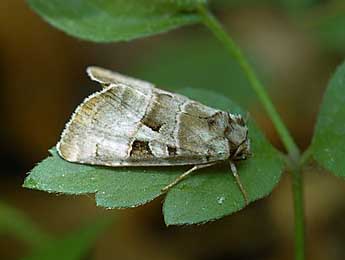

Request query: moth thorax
[{"left": 226, "top": 114, "right": 250, "bottom": 160}]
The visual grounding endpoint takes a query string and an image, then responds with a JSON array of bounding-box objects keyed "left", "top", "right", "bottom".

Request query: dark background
[{"left": 1, "top": 1, "right": 345, "bottom": 259}]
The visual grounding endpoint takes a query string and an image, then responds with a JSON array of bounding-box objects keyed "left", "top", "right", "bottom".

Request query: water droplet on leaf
[{"left": 217, "top": 196, "right": 225, "bottom": 204}]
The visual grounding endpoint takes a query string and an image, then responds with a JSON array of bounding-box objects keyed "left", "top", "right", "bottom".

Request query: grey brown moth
[{"left": 57, "top": 67, "right": 251, "bottom": 204}]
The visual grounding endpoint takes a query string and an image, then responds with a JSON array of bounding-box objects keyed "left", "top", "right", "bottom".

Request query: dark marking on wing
[
  {"left": 101, "top": 83, "right": 111, "bottom": 88},
  {"left": 130, "top": 140, "right": 153, "bottom": 157},
  {"left": 167, "top": 146, "right": 177, "bottom": 156},
  {"left": 207, "top": 117, "right": 217, "bottom": 128},
  {"left": 141, "top": 118, "right": 162, "bottom": 132},
  {"left": 207, "top": 111, "right": 226, "bottom": 128},
  {"left": 95, "top": 143, "right": 101, "bottom": 158},
  {"left": 140, "top": 92, "right": 173, "bottom": 132},
  {"left": 229, "top": 114, "right": 245, "bottom": 126},
  {"left": 237, "top": 116, "right": 246, "bottom": 126}
]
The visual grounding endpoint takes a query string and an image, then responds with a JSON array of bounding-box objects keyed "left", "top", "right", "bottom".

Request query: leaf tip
[{"left": 23, "top": 176, "right": 38, "bottom": 189}]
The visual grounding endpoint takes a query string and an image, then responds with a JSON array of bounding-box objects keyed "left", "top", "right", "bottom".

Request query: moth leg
[
  {"left": 161, "top": 162, "right": 218, "bottom": 193},
  {"left": 229, "top": 161, "right": 249, "bottom": 205}
]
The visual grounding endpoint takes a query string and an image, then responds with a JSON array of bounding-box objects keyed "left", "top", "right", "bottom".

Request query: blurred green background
[{"left": 1, "top": 0, "right": 345, "bottom": 259}]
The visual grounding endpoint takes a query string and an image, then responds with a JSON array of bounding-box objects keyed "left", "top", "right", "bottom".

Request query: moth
[{"left": 57, "top": 67, "right": 251, "bottom": 204}]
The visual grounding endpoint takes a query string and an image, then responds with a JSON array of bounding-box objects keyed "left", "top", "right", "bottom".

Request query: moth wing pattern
[{"left": 57, "top": 68, "right": 231, "bottom": 167}]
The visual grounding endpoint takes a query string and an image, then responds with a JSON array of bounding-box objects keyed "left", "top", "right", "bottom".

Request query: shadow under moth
[{"left": 57, "top": 67, "right": 251, "bottom": 204}]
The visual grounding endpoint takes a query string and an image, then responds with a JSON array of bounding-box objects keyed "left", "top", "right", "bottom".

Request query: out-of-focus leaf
[
  {"left": 310, "top": 61, "right": 345, "bottom": 177},
  {"left": 312, "top": 13, "right": 345, "bottom": 53},
  {"left": 277, "top": 0, "right": 320, "bottom": 12},
  {"left": 212, "top": 0, "right": 320, "bottom": 10},
  {"left": 22, "top": 217, "right": 113, "bottom": 260},
  {"left": 27, "top": 0, "right": 205, "bottom": 42},
  {"left": 0, "top": 201, "right": 53, "bottom": 248}
]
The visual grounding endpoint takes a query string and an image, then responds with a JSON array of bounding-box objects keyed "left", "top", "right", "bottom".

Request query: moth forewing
[
  {"left": 87, "top": 66, "right": 154, "bottom": 89},
  {"left": 57, "top": 67, "right": 251, "bottom": 204}
]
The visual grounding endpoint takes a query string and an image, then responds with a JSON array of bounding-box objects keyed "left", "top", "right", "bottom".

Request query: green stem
[
  {"left": 197, "top": 5, "right": 300, "bottom": 160},
  {"left": 197, "top": 5, "right": 305, "bottom": 260},
  {"left": 291, "top": 167, "right": 305, "bottom": 260}
]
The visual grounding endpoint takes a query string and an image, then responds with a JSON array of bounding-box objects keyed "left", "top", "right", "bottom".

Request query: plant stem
[
  {"left": 197, "top": 5, "right": 305, "bottom": 260},
  {"left": 197, "top": 5, "right": 300, "bottom": 160},
  {"left": 291, "top": 167, "right": 305, "bottom": 260}
]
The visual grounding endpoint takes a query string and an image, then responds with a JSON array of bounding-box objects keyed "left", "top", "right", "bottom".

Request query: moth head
[{"left": 225, "top": 113, "right": 251, "bottom": 161}]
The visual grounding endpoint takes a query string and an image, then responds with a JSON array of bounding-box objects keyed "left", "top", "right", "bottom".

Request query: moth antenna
[
  {"left": 244, "top": 112, "right": 250, "bottom": 123},
  {"left": 229, "top": 161, "right": 249, "bottom": 205}
]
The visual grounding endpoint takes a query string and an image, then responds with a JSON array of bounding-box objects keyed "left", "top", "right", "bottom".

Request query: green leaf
[
  {"left": 310, "top": 61, "right": 345, "bottom": 177},
  {"left": 0, "top": 202, "right": 53, "bottom": 249},
  {"left": 24, "top": 88, "right": 284, "bottom": 225},
  {"left": 22, "top": 217, "right": 112, "bottom": 260},
  {"left": 27, "top": 0, "right": 204, "bottom": 42}
]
